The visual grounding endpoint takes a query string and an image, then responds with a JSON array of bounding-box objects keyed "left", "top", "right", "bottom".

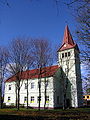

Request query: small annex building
[
  {"left": 83, "top": 94, "right": 90, "bottom": 106},
  {"left": 4, "top": 25, "right": 83, "bottom": 109}
]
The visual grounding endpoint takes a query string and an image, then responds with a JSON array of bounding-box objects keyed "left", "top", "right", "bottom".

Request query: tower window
[
  {"left": 8, "top": 97, "right": 11, "bottom": 101},
  {"left": 62, "top": 53, "right": 64, "bottom": 58},
  {"left": 87, "top": 96, "right": 89, "bottom": 99},
  {"left": 65, "top": 53, "right": 67, "bottom": 57},
  {"left": 68, "top": 52, "right": 70, "bottom": 56},
  {"left": 9, "top": 85, "right": 11, "bottom": 90},
  {"left": 65, "top": 68, "right": 67, "bottom": 72}
]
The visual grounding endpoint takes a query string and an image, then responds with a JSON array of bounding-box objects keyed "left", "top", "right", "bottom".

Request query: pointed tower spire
[
  {"left": 62, "top": 25, "right": 74, "bottom": 45},
  {"left": 58, "top": 25, "right": 76, "bottom": 51}
]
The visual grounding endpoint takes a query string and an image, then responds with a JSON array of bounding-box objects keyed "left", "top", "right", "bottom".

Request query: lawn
[{"left": 0, "top": 108, "right": 90, "bottom": 120}]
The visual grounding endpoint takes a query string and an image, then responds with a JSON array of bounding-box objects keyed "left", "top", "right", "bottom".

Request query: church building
[{"left": 4, "top": 25, "right": 83, "bottom": 108}]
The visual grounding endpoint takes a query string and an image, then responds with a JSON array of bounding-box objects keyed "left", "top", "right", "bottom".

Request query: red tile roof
[
  {"left": 58, "top": 25, "right": 76, "bottom": 51},
  {"left": 5, "top": 65, "right": 59, "bottom": 82}
]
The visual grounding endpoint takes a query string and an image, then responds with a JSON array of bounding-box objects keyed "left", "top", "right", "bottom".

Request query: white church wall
[
  {"left": 4, "top": 82, "right": 16, "bottom": 105},
  {"left": 58, "top": 48, "right": 80, "bottom": 107},
  {"left": 4, "top": 76, "right": 55, "bottom": 108}
]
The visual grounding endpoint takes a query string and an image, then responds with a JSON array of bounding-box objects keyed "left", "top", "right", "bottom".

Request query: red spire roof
[
  {"left": 5, "top": 65, "right": 59, "bottom": 82},
  {"left": 58, "top": 25, "right": 76, "bottom": 51}
]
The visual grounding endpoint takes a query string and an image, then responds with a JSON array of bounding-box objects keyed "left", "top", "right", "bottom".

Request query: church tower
[{"left": 58, "top": 25, "right": 83, "bottom": 108}]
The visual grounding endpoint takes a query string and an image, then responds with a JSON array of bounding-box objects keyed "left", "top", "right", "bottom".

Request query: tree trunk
[
  {"left": 63, "top": 93, "right": 66, "bottom": 110},
  {"left": 38, "top": 80, "right": 41, "bottom": 111},
  {"left": 15, "top": 86, "right": 17, "bottom": 108},
  {"left": 38, "top": 67, "right": 41, "bottom": 111},
  {"left": 27, "top": 79, "right": 28, "bottom": 109},
  {"left": 44, "top": 77, "right": 47, "bottom": 109},
  {"left": 44, "top": 93, "right": 46, "bottom": 109},
  {"left": 0, "top": 96, "right": 3, "bottom": 109},
  {"left": 17, "top": 87, "right": 20, "bottom": 110},
  {"left": 0, "top": 78, "right": 3, "bottom": 109}
]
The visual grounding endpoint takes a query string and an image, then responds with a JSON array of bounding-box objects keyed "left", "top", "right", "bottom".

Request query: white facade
[
  {"left": 58, "top": 48, "right": 83, "bottom": 107},
  {"left": 4, "top": 73, "right": 62, "bottom": 108}
]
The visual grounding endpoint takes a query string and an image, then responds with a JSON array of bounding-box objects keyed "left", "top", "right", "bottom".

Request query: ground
[{"left": 0, "top": 108, "right": 90, "bottom": 120}]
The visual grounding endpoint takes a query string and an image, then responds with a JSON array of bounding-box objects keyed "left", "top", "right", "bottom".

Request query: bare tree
[
  {"left": 31, "top": 38, "right": 53, "bottom": 110},
  {"left": 65, "top": 0, "right": 90, "bottom": 92},
  {"left": 0, "top": 0, "right": 10, "bottom": 7},
  {"left": 76, "top": 5, "right": 90, "bottom": 87},
  {"left": 0, "top": 46, "right": 9, "bottom": 109},
  {"left": 8, "top": 37, "right": 32, "bottom": 110}
]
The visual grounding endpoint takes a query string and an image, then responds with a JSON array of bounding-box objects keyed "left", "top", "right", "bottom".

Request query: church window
[
  {"left": 37, "top": 96, "right": 41, "bottom": 103},
  {"left": 9, "top": 85, "right": 11, "bottom": 90},
  {"left": 65, "top": 53, "right": 67, "bottom": 57},
  {"left": 24, "top": 97, "right": 27, "bottom": 103},
  {"left": 62, "top": 53, "right": 64, "bottom": 58},
  {"left": 8, "top": 97, "right": 11, "bottom": 101},
  {"left": 46, "top": 96, "right": 49, "bottom": 103},
  {"left": 25, "top": 83, "right": 27, "bottom": 89},
  {"left": 46, "top": 81, "right": 48, "bottom": 87},
  {"left": 68, "top": 52, "right": 70, "bottom": 56},
  {"left": 31, "top": 96, "right": 34, "bottom": 103},
  {"left": 31, "top": 82, "right": 34, "bottom": 89}
]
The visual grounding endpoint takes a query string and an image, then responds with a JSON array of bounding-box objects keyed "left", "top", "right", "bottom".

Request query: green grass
[{"left": 0, "top": 107, "right": 90, "bottom": 113}]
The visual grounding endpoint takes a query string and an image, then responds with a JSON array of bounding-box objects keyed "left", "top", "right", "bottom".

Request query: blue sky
[
  {"left": 0, "top": 0, "right": 76, "bottom": 48},
  {"left": 1, "top": 0, "right": 85, "bottom": 92}
]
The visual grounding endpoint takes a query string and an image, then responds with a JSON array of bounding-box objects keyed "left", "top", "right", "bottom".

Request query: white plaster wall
[
  {"left": 4, "top": 77, "right": 54, "bottom": 108},
  {"left": 58, "top": 48, "right": 82, "bottom": 107},
  {"left": 4, "top": 82, "right": 16, "bottom": 105}
]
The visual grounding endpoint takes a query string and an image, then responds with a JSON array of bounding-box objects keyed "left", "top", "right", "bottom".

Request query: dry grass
[{"left": 0, "top": 108, "right": 90, "bottom": 120}]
